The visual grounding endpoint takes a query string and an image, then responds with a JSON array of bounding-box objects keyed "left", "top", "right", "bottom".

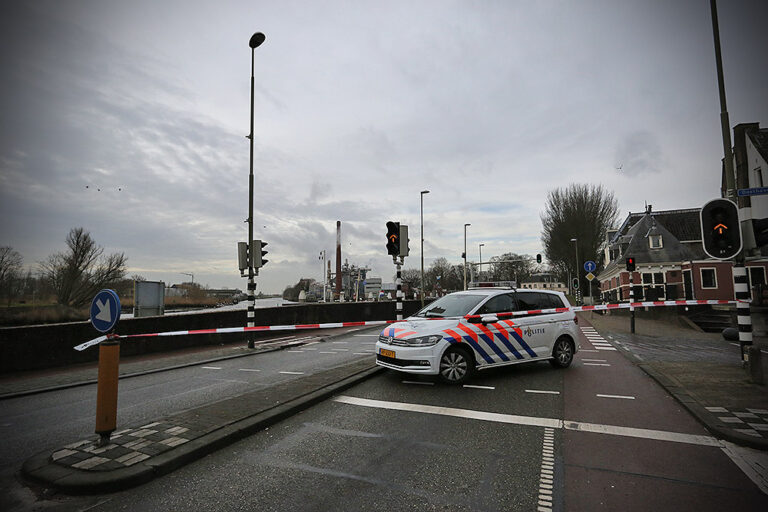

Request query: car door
[
  {"left": 471, "top": 293, "right": 520, "bottom": 364},
  {"left": 511, "top": 291, "right": 552, "bottom": 358},
  {"left": 475, "top": 292, "right": 536, "bottom": 362}
]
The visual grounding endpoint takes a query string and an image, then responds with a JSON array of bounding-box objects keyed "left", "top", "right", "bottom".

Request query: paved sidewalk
[
  {"left": 20, "top": 356, "right": 383, "bottom": 494},
  {"left": 580, "top": 310, "right": 768, "bottom": 450}
]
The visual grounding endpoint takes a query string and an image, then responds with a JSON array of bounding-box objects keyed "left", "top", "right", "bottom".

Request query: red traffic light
[{"left": 625, "top": 257, "right": 635, "bottom": 271}]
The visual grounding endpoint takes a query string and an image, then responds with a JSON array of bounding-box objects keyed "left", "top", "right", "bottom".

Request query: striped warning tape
[{"left": 73, "top": 299, "right": 740, "bottom": 351}]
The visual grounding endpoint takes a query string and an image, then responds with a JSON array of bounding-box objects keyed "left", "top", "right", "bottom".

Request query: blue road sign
[
  {"left": 737, "top": 187, "right": 768, "bottom": 197},
  {"left": 90, "top": 289, "right": 121, "bottom": 333},
  {"left": 584, "top": 260, "right": 597, "bottom": 273}
]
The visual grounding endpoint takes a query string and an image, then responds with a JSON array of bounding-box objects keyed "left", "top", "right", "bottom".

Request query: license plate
[{"left": 379, "top": 348, "right": 396, "bottom": 358}]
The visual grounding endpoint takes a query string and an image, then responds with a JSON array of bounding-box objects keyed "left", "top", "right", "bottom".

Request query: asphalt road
[{"left": 4, "top": 322, "right": 768, "bottom": 511}]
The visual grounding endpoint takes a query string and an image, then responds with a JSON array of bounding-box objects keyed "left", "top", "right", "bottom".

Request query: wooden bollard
[{"left": 95, "top": 336, "right": 120, "bottom": 446}]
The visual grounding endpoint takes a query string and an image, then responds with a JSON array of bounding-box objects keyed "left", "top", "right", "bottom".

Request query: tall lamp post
[
  {"left": 570, "top": 237, "right": 579, "bottom": 303},
  {"left": 463, "top": 223, "right": 471, "bottom": 290},
  {"left": 246, "top": 32, "right": 265, "bottom": 349},
  {"left": 420, "top": 190, "right": 429, "bottom": 307},
  {"left": 479, "top": 243, "right": 485, "bottom": 282}
]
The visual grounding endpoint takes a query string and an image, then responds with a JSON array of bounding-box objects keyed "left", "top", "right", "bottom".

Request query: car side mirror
[{"left": 481, "top": 314, "right": 498, "bottom": 325}]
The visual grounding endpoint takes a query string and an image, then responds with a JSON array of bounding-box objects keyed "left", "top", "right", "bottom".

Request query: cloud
[{"left": 614, "top": 131, "right": 664, "bottom": 176}]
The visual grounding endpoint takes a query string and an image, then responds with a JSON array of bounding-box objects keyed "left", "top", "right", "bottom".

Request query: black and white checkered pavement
[{"left": 704, "top": 407, "right": 768, "bottom": 439}]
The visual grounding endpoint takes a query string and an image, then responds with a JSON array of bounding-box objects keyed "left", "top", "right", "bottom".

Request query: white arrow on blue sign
[
  {"left": 90, "top": 289, "right": 121, "bottom": 333},
  {"left": 584, "top": 260, "right": 597, "bottom": 273}
]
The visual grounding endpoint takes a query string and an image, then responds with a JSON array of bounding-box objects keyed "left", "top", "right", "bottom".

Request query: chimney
[{"left": 335, "top": 221, "right": 342, "bottom": 300}]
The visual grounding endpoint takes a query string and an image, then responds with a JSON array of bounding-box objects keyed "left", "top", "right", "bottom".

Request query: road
[{"left": 3, "top": 322, "right": 768, "bottom": 510}]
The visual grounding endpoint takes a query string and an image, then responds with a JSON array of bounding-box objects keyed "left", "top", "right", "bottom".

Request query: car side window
[
  {"left": 515, "top": 292, "right": 541, "bottom": 312},
  {"left": 477, "top": 293, "right": 516, "bottom": 314}
]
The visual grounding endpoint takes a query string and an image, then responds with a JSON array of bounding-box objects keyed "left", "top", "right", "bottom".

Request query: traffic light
[
  {"left": 253, "top": 240, "right": 268, "bottom": 268},
  {"left": 625, "top": 257, "right": 635, "bottom": 272},
  {"left": 536, "top": 253, "right": 542, "bottom": 264},
  {"left": 700, "top": 198, "right": 742, "bottom": 259},
  {"left": 386, "top": 221, "right": 400, "bottom": 256},
  {"left": 572, "top": 277, "right": 579, "bottom": 290}
]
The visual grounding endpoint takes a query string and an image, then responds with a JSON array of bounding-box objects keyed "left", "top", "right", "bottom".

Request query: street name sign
[
  {"left": 737, "top": 187, "right": 768, "bottom": 197},
  {"left": 90, "top": 289, "right": 121, "bottom": 333}
]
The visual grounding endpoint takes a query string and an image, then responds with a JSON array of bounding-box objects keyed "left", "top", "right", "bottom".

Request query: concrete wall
[{"left": 0, "top": 300, "right": 426, "bottom": 374}]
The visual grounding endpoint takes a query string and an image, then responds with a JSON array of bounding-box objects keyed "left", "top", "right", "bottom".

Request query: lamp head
[{"left": 249, "top": 32, "right": 266, "bottom": 49}]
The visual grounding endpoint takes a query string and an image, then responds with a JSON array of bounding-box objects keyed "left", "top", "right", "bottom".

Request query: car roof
[{"left": 450, "top": 288, "right": 564, "bottom": 297}]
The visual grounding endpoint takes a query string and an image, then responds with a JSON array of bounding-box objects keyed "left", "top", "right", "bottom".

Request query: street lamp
[
  {"left": 463, "top": 223, "right": 471, "bottom": 290},
  {"left": 479, "top": 243, "right": 485, "bottom": 282},
  {"left": 246, "top": 31, "right": 265, "bottom": 349},
  {"left": 420, "top": 190, "right": 429, "bottom": 307},
  {"left": 570, "top": 238, "right": 579, "bottom": 303}
]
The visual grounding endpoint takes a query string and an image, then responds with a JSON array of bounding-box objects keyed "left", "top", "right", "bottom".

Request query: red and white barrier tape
[
  {"left": 73, "top": 320, "right": 392, "bottom": 351},
  {"left": 73, "top": 299, "right": 741, "bottom": 351}
]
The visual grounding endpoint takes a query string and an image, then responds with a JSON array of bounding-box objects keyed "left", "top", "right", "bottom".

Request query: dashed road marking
[
  {"left": 319, "top": 351, "right": 336, "bottom": 354},
  {"left": 583, "top": 363, "right": 611, "bottom": 366},
  {"left": 538, "top": 427, "right": 556, "bottom": 511},
  {"left": 526, "top": 389, "right": 560, "bottom": 395},
  {"left": 279, "top": 371, "right": 305, "bottom": 375},
  {"left": 463, "top": 385, "right": 495, "bottom": 390},
  {"left": 238, "top": 368, "right": 261, "bottom": 372},
  {"left": 597, "top": 394, "right": 635, "bottom": 400},
  {"left": 352, "top": 352, "right": 370, "bottom": 355},
  {"left": 581, "top": 359, "right": 607, "bottom": 362},
  {"left": 402, "top": 380, "right": 434, "bottom": 386},
  {"left": 201, "top": 366, "right": 222, "bottom": 370}
]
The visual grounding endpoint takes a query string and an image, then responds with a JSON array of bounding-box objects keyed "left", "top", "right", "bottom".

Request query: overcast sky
[{"left": 1, "top": 0, "right": 767, "bottom": 294}]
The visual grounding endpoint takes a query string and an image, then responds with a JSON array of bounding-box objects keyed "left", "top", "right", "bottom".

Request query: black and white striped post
[
  {"left": 733, "top": 264, "right": 752, "bottom": 364},
  {"left": 629, "top": 272, "right": 635, "bottom": 334},
  {"left": 396, "top": 260, "right": 403, "bottom": 321},
  {"left": 247, "top": 272, "right": 256, "bottom": 348}
]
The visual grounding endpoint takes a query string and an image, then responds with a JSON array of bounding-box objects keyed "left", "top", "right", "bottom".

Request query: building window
[
  {"left": 749, "top": 266, "right": 766, "bottom": 287},
  {"left": 700, "top": 268, "right": 717, "bottom": 289},
  {"left": 642, "top": 273, "right": 653, "bottom": 284},
  {"left": 649, "top": 234, "right": 663, "bottom": 249},
  {"left": 755, "top": 167, "right": 764, "bottom": 188},
  {"left": 653, "top": 272, "right": 664, "bottom": 284}
]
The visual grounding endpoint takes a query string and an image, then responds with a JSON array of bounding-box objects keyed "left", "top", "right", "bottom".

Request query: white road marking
[
  {"left": 720, "top": 441, "right": 768, "bottom": 495},
  {"left": 581, "top": 359, "right": 607, "bottom": 362},
  {"left": 583, "top": 363, "right": 611, "bottom": 366},
  {"left": 352, "top": 352, "right": 370, "bottom": 355},
  {"left": 579, "top": 349, "right": 600, "bottom": 352},
  {"left": 201, "top": 366, "right": 222, "bottom": 370},
  {"left": 333, "top": 396, "right": 721, "bottom": 447},
  {"left": 238, "top": 368, "right": 261, "bottom": 372},
  {"left": 538, "top": 427, "right": 556, "bottom": 512},
  {"left": 279, "top": 371, "right": 305, "bottom": 375},
  {"left": 526, "top": 390, "right": 560, "bottom": 395},
  {"left": 402, "top": 380, "right": 434, "bottom": 386},
  {"left": 288, "top": 350, "right": 305, "bottom": 353},
  {"left": 319, "top": 351, "right": 336, "bottom": 354},
  {"left": 463, "top": 385, "right": 495, "bottom": 390},
  {"left": 332, "top": 348, "right": 350, "bottom": 352},
  {"left": 596, "top": 347, "right": 617, "bottom": 351},
  {"left": 596, "top": 394, "right": 635, "bottom": 400}
]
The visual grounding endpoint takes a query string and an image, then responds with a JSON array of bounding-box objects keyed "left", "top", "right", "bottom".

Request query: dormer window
[{"left": 649, "top": 234, "right": 662, "bottom": 249}]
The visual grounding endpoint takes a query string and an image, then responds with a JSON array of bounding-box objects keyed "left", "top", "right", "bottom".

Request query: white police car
[{"left": 376, "top": 288, "right": 580, "bottom": 384}]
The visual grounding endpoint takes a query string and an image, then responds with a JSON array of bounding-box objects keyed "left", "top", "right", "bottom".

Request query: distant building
[{"left": 520, "top": 273, "right": 567, "bottom": 293}]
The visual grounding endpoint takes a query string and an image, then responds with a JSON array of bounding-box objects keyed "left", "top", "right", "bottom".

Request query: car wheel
[
  {"left": 439, "top": 346, "right": 474, "bottom": 384},
  {"left": 550, "top": 337, "right": 574, "bottom": 368}
]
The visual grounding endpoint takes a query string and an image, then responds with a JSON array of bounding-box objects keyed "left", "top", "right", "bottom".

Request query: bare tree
[
  {"left": 39, "top": 228, "right": 127, "bottom": 307},
  {"left": 540, "top": 184, "right": 618, "bottom": 292},
  {"left": 489, "top": 253, "right": 536, "bottom": 284},
  {"left": 0, "top": 246, "right": 23, "bottom": 305}
]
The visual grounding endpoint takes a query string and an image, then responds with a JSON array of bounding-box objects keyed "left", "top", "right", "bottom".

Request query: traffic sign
[
  {"left": 585, "top": 272, "right": 595, "bottom": 281},
  {"left": 737, "top": 187, "right": 768, "bottom": 197},
  {"left": 90, "top": 289, "right": 121, "bottom": 333},
  {"left": 584, "top": 260, "right": 596, "bottom": 273}
]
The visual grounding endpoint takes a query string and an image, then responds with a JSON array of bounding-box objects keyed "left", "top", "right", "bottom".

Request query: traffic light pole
[
  {"left": 395, "top": 258, "right": 403, "bottom": 321},
  {"left": 710, "top": 0, "right": 753, "bottom": 369},
  {"left": 629, "top": 272, "right": 635, "bottom": 334}
]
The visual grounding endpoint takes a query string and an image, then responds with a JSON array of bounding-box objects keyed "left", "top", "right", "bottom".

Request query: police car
[{"left": 376, "top": 287, "right": 579, "bottom": 384}]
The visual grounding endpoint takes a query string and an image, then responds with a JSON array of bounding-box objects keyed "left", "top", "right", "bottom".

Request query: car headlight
[{"left": 403, "top": 334, "right": 443, "bottom": 347}]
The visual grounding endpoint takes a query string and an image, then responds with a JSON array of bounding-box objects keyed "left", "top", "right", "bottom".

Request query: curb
[
  {"left": 21, "top": 363, "right": 385, "bottom": 494},
  {"left": 637, "top": 362, "right": 768, "bottom": 451}
]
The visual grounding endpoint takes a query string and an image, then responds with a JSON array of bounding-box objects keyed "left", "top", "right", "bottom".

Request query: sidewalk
[
  {"left": 20, "top": 356, "right": 383, "bottom": 494},
  {"left": 580, "top": 310, "right": 768, "bottom": 450}
]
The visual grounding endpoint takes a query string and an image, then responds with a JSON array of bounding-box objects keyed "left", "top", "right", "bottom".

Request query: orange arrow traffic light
[{"left": 714, "top": 223, "right": 727, "bottom": 234}]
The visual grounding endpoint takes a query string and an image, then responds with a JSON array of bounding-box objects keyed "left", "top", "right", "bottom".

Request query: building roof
[
  {"left": 748, "top": 128, "right": 768, "bottom": 164},
  {"left": 612, "top": 208, "right": 702, "bottom": 243},
  {"left": 599, "top": 212, "right": 697, "bottom": 279}
]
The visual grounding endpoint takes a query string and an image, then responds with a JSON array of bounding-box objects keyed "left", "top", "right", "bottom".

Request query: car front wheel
[
  {"left": 439, "top": 347, "right": 473, "bottom": 384},
  {"left": 550, "top": 337, "right": 574, "bottom": 368}
]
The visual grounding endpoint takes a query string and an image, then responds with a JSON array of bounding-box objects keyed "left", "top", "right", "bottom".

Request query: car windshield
[{"left": 412, "top": 294, "right": 486, "bottom": 318}]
